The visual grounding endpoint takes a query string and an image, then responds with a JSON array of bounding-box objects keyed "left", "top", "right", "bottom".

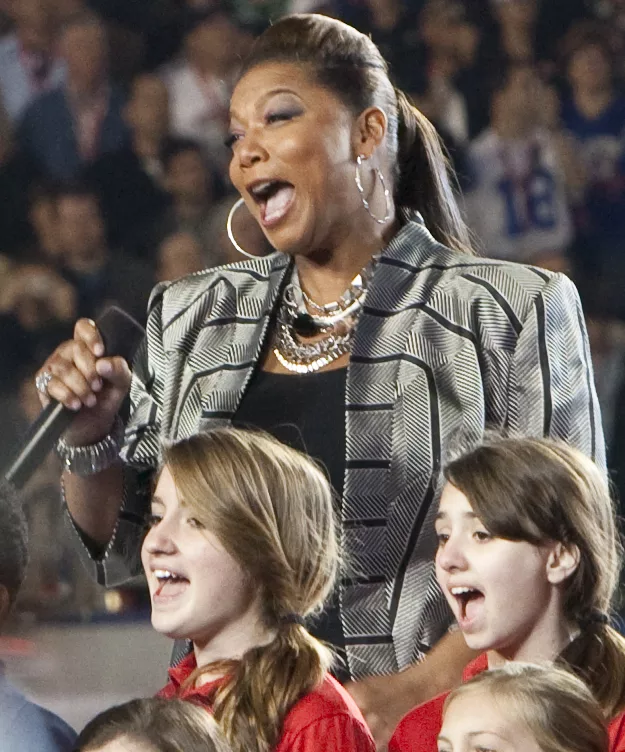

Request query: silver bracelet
[{"left": 56, "top": 416, "right": 125, "bottom": 476}]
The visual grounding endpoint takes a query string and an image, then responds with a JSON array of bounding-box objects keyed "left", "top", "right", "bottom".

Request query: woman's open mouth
[{"left": 248, "top": 179, "right": 295, "bottom": 228}]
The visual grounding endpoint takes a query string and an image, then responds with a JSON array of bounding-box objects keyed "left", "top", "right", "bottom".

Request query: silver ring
[{"left": 35, "top": 370, "right": 53, "bottom": 396}]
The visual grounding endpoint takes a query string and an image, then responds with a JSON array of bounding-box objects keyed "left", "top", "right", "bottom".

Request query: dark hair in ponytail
[
  {"left": 444, "top": 436, "right": 625, "bottom": 720},
  {"left": 162, "top": 429, "right": 339, "bottom": 752},
  {"left": 239, "top": 13, "right": 474, "bottom": 255},
  {"left": 394, "top": 89, "right": 471, "bottom": 253}
]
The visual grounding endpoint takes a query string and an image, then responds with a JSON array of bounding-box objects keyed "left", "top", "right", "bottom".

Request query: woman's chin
[{"left": 262, "top": 219, "right": 313, "bottom": 256}]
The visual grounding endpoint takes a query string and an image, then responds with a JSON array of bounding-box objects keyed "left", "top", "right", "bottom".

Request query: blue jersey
[
  {"left": 464, "top": 128, "right": 573, "bottom": 262},
  {"left": 561, "top": 93, "right": 625, "bottom": 244}
]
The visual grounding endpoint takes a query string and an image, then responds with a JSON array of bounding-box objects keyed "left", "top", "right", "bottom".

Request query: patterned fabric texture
[{"left": 65, "top": 213, "right": 604, "bottom": 679}]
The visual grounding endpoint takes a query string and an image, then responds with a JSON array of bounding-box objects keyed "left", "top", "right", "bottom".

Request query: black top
[{"left": 233, "top": 366, "right": 349, "bottom": 680}]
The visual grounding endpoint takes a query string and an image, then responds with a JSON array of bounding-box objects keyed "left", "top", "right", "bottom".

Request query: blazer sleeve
[
  {"left": 506, "top": 272, "right": 605, "bottom": 472},
  {"left": 63, "top": 282, "right": 168, "bottom": 586}
]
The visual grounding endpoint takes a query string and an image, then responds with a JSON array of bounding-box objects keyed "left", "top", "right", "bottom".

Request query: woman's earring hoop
[
  {"left": 355, "top": 154, "right": 391, "bottom": 225},
  {"left": 227, "top": 197, "right": 258, "bottom": 259}
]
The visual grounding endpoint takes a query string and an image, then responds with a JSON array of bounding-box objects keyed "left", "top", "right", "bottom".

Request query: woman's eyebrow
[{"left": 230, "top": 87, "right": 302, "bottom": 120}]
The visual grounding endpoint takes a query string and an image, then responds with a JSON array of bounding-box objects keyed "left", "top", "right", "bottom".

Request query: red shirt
[
  {"left": 389, "top": 653, "right": 625, "bottom": 752},
  {"left": 158, "top": 653, "right": 375, "bottom": 752}
]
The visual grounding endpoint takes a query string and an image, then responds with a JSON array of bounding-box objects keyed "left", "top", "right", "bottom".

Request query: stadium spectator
[
  {"left": 0, "top": 262, "right": 76, "bottom": 394},
  {"left": 160, "top": 10, "right": 237, "bottom": 165},
  {"left": 0, "top": 98, "right": 41, "bottom": 257},
  {"left": 27, "top": 181, "right": 63, "bottom": 263},
  {"left": 560, "top": 22, "right": 625, "bottom": 319},
  {"left": 0, "top": 0, "right": 65, "bottom": 122},
  {"left": 464, "top": 63, "right": 572, "bottom": 268},
  {"left": 148, "top": 137, "right": 223, "bottom": 262},
  {"left": 54, "top": 182, "right": 154, "bottom": 324},
  {"left": 335, "top": 0, "right": 424, "bottom": 97},
  {"left": 84, "top": 73, "right": 171, "bottom": 251},
  {"left": 18, "top": 13, "right": 129, "bottom": 180},
  {"left": 0, "top": 480, "right": 77, "bottom": 751},
  {"left": 156, "top": 230, "right": 206, "bottom": 282}
]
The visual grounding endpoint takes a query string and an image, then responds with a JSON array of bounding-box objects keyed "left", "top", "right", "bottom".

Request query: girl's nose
[
  {"left": 143, "top": 518, "right": 178, "bottom": 556},
  {"left": 436, "top": 535, "right": 469, "bottom": 573}
]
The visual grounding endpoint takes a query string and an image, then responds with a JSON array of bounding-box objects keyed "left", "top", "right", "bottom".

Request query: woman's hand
[{"left": 36, "top": 318, "right": 132, "bottom": 446}]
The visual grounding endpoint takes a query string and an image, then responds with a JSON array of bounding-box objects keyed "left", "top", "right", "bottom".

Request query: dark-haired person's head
[
  {"left": 75, "top": 697, "right": 231, "bottom": 752},
  {"left": 490, "top": 0, "right": 538, "bottom": 30},
  {"left": 0, "top": 481, "right": 29, "bottom": 628},
  {"left": 489, "top": 61, "right": 542, "bottom": 130},
  {"left": 182, "top": 9, "right": 238, "bottom": 78},
  {"left": 124, "top": 74, "right": 170, "bottom": 143},
  {"left": 562, "top": 22, "right": 615, "bottom": 94},
  {"left": 56, "top": 181, "right": 107, "bottom": 270},
  {"left": 161, "top": 138, "right": 214, "bottom": 208},
  {"left": 227, "top": 13, "right": 471, "bottom": 260},
  {"left": 14, "top": 0, "right": 56, "bottom": 57},
  {"left": 59, "top": 12, "right": 108, "bottom": 94}
]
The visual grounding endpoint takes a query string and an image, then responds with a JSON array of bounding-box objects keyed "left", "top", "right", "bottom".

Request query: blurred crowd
[{"left": 0, "top": 0, "right": 624, "bottom": 622}]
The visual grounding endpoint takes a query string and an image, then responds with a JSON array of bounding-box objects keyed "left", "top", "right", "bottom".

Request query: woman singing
[{"left": 36, "top": 13, "right": 603, "bottom": 746}]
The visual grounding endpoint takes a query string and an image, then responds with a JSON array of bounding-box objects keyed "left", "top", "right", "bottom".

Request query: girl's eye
[
  {"left": 187, "top": 517, "right": 205, "bottom": 530},
  {"left": 145, "top": 513, "right": 162, "bottom": 529},
  {"left": 474, "top": 530, "right": 492, "bottom": 542},
  {"left": 436, "top": 532, "right": 449, "bottom": 546}
]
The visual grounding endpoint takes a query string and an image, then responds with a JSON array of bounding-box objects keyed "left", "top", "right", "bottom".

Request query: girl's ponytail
[
  {"left": 558, "top": 620, "right": 625, "bottom": 719},
  {"left": 191, "top": 625, "right": 333, "bottom": 752}
]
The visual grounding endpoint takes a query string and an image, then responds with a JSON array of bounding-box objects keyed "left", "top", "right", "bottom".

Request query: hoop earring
[
  {"left": 355, "top": 154, "right": 391, "bottom": 225},
  {"left": 226, "top": 197, "right": 258, "bottom": 259}
]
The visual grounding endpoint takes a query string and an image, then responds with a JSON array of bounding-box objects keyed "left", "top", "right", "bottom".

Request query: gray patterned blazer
[{"left": 66, "top": 214, "right": 604, "bottom": 679}]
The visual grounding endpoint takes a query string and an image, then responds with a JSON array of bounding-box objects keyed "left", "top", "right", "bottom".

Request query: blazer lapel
[
  {"left": 194, "top": 255, "right": 291, "bottom": 428},
  {"left": 345, "top": 216, "right": 452, "bottom": 512}
]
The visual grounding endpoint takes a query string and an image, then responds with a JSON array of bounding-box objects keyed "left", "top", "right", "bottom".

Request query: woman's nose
[{"left": 236, "top": 132, "right": 269, "bottom": 169}]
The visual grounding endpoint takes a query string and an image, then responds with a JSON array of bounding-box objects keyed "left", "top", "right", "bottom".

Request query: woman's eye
[
  {"left": 474, "top": 530, "right": 492, "bottom": 542},
  {"left": 266, "top": 111, "right": 297, "bottom": 124},
  {"left": 436, "top": 532, "right": 449, "bottom": 546},
  {"left": 224, "top": 132, "right": 240, "bottom": 150},
  {"left": 145, "top": 513, "right": 161, "bottom": 529}
]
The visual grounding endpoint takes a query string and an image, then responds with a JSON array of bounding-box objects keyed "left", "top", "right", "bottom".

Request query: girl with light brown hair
[
  {"left": 142, "top": 427, "right": 374, "bottom": 752},
  {"left": 390, "top": 436, "right": 625, "bottom": 752},
  {"left": 75, "top": 697, "right": 231, "bottom": 752},
  {"left": 439, "top": 663, "right": 609, "bottom": 752}
]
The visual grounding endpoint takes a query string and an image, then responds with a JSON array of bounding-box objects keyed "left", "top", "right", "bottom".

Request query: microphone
[{"left": 4, "top": 307, "right": 145, "bottom": 490}]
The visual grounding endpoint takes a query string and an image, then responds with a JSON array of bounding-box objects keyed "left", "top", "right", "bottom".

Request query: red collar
[
  {"left": 167, "top": 651, "right": 198, "bottom": 689},
  {"left": 462, "top": 653, "right": 489, "bottom": 682}
]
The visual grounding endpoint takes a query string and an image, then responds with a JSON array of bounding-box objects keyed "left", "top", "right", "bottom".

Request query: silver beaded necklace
[{"left": 273, "top": 255, "right": 379, "bottom": 374}]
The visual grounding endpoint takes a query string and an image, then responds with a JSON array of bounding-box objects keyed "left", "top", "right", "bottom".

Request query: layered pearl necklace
[{"left": 273, "top": 256, "right": 380, "bottom": 374}]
